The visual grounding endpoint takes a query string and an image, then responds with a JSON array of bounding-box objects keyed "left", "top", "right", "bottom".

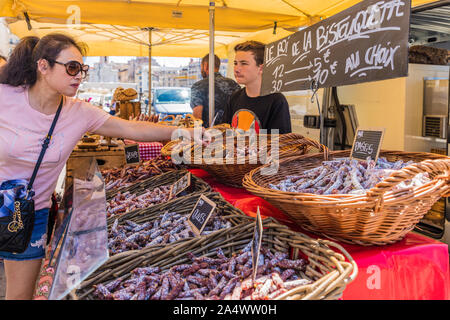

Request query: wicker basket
[
  {"left": 74, "top": 217, "right": 357, "bottom": 300},
  {"left": 106, "top": 170, "right": 211, "bottom": 219},
  {"left": 160, "top": 114, "right": 202, "bottom": 128},
  {"left": 160, "top": 123, "right": 236, "bottom": 158},
  {"left": 243, "top": 150, "right": 450, "bottom": 245},
  {"left": 74, "top": 192, "right": 254, "bottom": 299},
  {"left": 106, "top": 191, "right": 248, "bottom": 227},
  {"left": 160, "top": 138, "right": 196, "bottom": 158},
  {"left": 103, "top": 157, "right": 178, "bottom": 198},
  {"left": 188, "top": 133, "right": 326, "bottom": 188}
]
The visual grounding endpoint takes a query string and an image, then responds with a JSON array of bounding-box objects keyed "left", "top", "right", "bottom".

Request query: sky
[{"left": 84, "top": 56, "right": 193, "bottom": 67}]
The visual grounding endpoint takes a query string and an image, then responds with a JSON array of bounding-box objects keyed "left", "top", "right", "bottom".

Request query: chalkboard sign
[
  {"left": 261, "top": 0, "right": 411, "bottom": 95},
  {"left": 251, "top": 207, "right": 263, "bottom": 282},
  {"left": 187, "top": 195, "right": 217, "bottom": 236},
  {"left": 350, "top": 127, "right": 385, "bottom": 162},
  {"left": 124, "top": 144, "right": 140, "bottom": 165},
  {"left": 169, "top": 172, "right": 191, "bottom": 199}
]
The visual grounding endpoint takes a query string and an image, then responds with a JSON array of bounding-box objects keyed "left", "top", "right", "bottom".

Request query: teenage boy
[{"left": 222, "top": 41, "right": 291, "bottom": 134}]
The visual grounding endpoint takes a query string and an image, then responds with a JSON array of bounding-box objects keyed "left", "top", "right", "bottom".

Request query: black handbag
[{"left": 0, "top": 98, "right": 63, "bottom": 254}]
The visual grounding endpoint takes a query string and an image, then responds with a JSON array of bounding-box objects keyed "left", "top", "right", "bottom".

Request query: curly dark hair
[{"left": 0, "top": 33, "right": 87, "bottom": 87}]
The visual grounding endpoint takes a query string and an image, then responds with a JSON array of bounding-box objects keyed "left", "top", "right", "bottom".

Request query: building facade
[{"left": 0, "top": 18, "right": 19, "bottom": 58}]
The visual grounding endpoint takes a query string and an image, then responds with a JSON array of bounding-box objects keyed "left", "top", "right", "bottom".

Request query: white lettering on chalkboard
[
  {"left": 345, "top": 51, "right": 360, "bottom": 74},
  {"left": 354, "top": 141, "right": 374, "bottom": 155},
  {"left": 265, "top": 36, "right": 291, "bottom": 67},
  {"left": 192, "top": 209, "right": 207, "bottom": 224},
  {"left": 261, "top": 0, "right": 410, "bottom": 95},
  {"left": 316, "top": 0, "right": 405, "bottom": 53},
  {"left": 126, "top": 151, "right": 139, "bottom": 161}
]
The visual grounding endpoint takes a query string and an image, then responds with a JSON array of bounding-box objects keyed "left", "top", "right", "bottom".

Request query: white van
[{"left": 151, "top": 87, "right": 192, "bottom": 117}]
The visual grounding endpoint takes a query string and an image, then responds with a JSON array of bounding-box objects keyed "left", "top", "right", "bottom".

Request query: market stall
[
  {"left": 0, "top": 0, "right": 446, "bottom": 302},
  {"left": 34, "top": 160, "right": 358, "bottom": 300}
]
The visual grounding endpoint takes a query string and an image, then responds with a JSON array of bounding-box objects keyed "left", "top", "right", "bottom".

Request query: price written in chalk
[
  {"left": 261, "top": 0, "right": 411, "bottom": 95},
  {"left": 187, "top": 195, "right": 217, "bottom": 236},
  {"left": 124, "top": 144, "right": 140, "bottom": 164}
]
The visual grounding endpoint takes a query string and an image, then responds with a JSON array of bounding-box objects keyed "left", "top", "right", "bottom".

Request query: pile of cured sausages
[
  {"left": 269, "top": 157, "right": 431, "bottom": 195},
  {"left": 102, "top": 156, "right": 177, "bottom": 191},
  {"left": 108, "top": 211, "right": 232, "bottom": 255},
  {"left": 106, "top": 186, "right": 172, "bottom": 218},
  {"left": 93, "top": 242, "right": 310, "bottom": 300}
]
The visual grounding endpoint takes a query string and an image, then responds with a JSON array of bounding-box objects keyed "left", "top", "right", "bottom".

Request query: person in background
[
  {"left": 0, "top": 33, "right": 208, "bottom": 300},
  {"left": 222, "top": 41, "right": 292, "bottom": 134},
  {"left": 0, "top": 55, "right": 7, "bottom": 68},
  {"left": 109, "top": 98, "right": 117, "bottom": 116},
  {"left": 190, "top": 54, "right": 241, "bottom": 127}
]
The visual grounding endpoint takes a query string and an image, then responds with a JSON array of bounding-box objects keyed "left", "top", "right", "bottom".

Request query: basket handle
[
  {"left": 318, "top": 239, "right": 359, "bottom": 283},
  {"left": 366, "top": 159, "right": 450, "bottom": 212},
  {"left": 278, "top": 135, "right": 329, "bottom": 161}
]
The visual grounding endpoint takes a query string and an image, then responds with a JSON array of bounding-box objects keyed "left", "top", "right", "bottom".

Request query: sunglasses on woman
[{"left": 47, "top": 59, "right": 89, "bottom": 79}]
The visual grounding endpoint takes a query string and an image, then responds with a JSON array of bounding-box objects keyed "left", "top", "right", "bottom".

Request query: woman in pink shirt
[{"left": 0, "top": 34, "right": 204, "bottom": 300}]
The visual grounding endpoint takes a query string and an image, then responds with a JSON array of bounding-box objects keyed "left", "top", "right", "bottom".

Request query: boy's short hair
[
  {"left": 234, "top": 41, "right": 265, "bottom": 66},
  {"left": 201, "top": 54, "right": 220, "bottom": 69}
]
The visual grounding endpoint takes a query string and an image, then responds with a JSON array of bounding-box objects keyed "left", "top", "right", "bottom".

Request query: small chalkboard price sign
[
  {"left": 251, "top": 207, "right": 263, "bottom": 282},
  {"left": 169, "top": 172, "right": 191, "bottom": 199},
  {"left": 187, "top": 195, "right": 217, "bottom": 236},
  {"left": 350, "top": 127, "right": 385, "bottom": 162},
  {"left": 124, "top": 143, "right": 140, "bottom": 165}
]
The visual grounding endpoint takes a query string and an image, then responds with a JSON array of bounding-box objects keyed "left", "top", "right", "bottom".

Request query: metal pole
[
  {"left": 208, "top": 2, "right": 215, "bottom": 127},
  {"left": 321, "top": 87, "right": 331, "bottom": 148},
  {"left": 148, "top": 28, "right": 152, "bottom": 115}
]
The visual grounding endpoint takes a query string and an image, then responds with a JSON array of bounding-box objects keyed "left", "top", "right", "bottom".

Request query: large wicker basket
[
  {"left": 160, "top": 123, "right": 234, "bottom": 158},
  {"left": 74, "top": 192, "right": 253, "bottom": 299},
  {"left": 74, "top": 217, "right": 357, "bottom": 300},
  {"left": 106, "top": 169, "right": 211, "bottom": 219},
  {"left": 243, "top": 150, "right": 450, "bottom": 245},
  {"left": 189, "top": 133, "right": 326, "bottom": 188}
]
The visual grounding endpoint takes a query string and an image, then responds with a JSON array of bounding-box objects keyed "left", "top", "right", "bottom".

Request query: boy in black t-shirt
[{"left": 222, "top": 41, "right": 292, "bottom": 134}]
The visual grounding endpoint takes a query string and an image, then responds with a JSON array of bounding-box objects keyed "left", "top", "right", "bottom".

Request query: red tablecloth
[
  {"left": 189, "top": 168, "right": 450, "bottom": 300},
  {"left": 124, "top": 140, "right": 163, "bottom": 161}
]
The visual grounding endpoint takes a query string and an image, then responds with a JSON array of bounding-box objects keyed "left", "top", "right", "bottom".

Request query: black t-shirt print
[{"left": 222, "top": 88, "right": 292, "bottom": 134}]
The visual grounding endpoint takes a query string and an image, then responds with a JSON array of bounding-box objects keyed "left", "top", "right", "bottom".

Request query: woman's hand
[{"left": 184, "top": 127, "right": 211, "bottom": 146}]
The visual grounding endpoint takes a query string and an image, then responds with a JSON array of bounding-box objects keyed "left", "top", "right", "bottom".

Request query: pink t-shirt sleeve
[{"left": 78, "top": 101, "right": 111, "bottom": 132}]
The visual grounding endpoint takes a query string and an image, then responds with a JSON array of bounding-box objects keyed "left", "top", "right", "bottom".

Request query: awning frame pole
[
  {"left": 208, "top": 1, "right": 215, "bottom": 127},
  {"left": 148, "top": 28, "right": 152, "bottom": 115}
]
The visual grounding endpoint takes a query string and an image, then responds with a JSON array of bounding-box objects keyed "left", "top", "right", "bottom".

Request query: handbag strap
[{"left": 27, "top": 97, "right": 64, "bottom": 194}]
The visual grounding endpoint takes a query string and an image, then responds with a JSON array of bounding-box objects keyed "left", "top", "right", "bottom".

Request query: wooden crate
[{"left": 66, "top": 144, "right": 126, "bottom": 189}]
